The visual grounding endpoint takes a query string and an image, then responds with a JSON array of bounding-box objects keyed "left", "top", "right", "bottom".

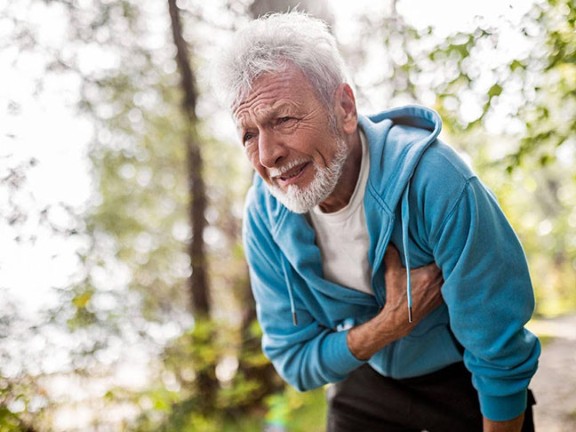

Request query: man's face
[{"left": 233, "top": 64, "right": 349, "bottom": 213}]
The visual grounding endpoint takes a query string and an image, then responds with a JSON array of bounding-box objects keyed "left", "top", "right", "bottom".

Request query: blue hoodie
[{"left": 243, "top": 105, "right": 540, "bottom": 421}]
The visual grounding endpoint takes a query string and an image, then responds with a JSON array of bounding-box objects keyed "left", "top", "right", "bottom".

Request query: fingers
[
  {"left": 408, "top": 262, "right": 444, "bottom": 322},
  {"left": 412, "top": 262, "right": 443, "bottom": 288},
  {"left": 412, "top": 285, "right": 444, "bottom": 321},
  {"left": 383, "top": 245, "right": 444, "bottom": 320},
  {"left": 421, "top": 262, "right": 442, "bottom": 279},
  {"left": 383, "top": 245, "right": 406, "bottom": 305},
  {"left": 413, "top": 298, "right": 443, "bottom": 323}
]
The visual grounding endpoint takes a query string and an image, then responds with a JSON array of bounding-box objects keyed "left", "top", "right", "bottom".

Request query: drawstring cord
[
  {"left": 282, "top": 258, "right": 298, "bottom": 326},
  {"left": 401, "top": 183, "right": 413, "bottom": 323}
]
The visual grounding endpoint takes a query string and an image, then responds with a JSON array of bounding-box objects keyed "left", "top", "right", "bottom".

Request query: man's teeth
[{"left": 280, "top": 165, "right": 305, "bottom": 180}]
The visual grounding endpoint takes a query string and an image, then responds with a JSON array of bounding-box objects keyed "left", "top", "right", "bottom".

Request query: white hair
[{"left": 213, "top": 11, "right": 350, "bottom": 112}]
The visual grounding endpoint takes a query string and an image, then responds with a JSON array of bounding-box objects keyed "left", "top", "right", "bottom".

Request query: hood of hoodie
[
  {"left": 361, "top": 105, "right": 442, "bottom": 208},
  {"left": 248, "top": 105, "right": 442, "bottom": 325}
]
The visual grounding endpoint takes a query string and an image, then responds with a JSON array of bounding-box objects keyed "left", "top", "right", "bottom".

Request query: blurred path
[{"left": 528, "top": 314, "right": 576, "bottom": 432}]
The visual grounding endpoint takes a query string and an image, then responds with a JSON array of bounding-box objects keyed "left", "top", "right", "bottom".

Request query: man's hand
[
  {"left": 382, "top": 245, "right": 444, "bottom": 332},
  {"left": 347, "top": 245, "right": 443, "bottom": 360},
  {"left": 483, "top": 414, "right": 525, "bottom": 432}
]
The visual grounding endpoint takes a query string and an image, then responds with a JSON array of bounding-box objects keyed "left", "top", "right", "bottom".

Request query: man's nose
[{"left": 258, "top": 131, "right": 287, "bottom": 168}]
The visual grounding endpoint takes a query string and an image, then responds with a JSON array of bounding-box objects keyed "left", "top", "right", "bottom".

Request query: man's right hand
[{"left": 347, "top": 245, "right": 444, "bottom": 360}]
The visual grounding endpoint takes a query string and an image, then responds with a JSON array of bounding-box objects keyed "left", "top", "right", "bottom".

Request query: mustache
[{"left": 268, "top": 158, "right": 309, "bottom": 178}]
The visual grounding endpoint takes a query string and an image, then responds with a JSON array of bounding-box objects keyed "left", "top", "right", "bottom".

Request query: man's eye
[
  {"left": 276, "top": 117, "right": 296, "bottom": 126},
  {"left": 243, "top": 132, "right": 256, "bottom": 145}
]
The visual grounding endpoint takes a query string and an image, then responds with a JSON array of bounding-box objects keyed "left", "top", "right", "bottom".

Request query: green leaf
[{"left": 488, "top": 83, "right": 503, "bottom": 98}]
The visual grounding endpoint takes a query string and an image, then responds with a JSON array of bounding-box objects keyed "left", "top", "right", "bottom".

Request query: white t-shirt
[{"left": 309, "top": 131, "right": 373, "bottom": 295}]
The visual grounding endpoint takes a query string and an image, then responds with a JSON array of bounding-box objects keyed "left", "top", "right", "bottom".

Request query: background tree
[{"left": 167, "top": 0, "right": 216, "bottom": 411}]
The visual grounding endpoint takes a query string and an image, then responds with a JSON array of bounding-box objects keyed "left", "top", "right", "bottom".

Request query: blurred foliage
[
  {"left": 0, "top": 0, "right": 575, "bottom": 430},
  {"left": 436, "top": 0, "right": 576, "bottom": 316}
]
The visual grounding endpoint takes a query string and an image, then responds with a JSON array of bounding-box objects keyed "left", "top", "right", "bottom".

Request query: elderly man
[{"left": 214, "top": 12, "right": 540, "bottom": 432}]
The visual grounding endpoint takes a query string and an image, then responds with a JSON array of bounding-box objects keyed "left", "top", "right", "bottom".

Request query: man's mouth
[
  {"left": 271, "top": 161, "right": 310, "bottom": 185},
  {"left": 279, "top": 164, "right": 307, "bottom": 180}
]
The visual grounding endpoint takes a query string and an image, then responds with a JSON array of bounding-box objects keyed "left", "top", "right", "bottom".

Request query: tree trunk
[{"left": 167, "top": 0, "right": 216, "bottom": 409}]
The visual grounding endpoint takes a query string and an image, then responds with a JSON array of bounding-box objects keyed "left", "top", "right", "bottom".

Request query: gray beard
[{"left": 266, "top": 137, "right": 349, "bottom": 214}]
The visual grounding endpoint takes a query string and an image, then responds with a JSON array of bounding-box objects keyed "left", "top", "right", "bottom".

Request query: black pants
[{"left": 327, "top": 362, "right": 536, "bottom": 432}]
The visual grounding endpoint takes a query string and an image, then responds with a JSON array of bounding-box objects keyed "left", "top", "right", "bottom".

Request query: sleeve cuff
[
  {"left": 479, "top": 389, "right": 527, "bottom": 421},
  {"left": 325, "top": 330, "right": 365, "bottom": 378}
]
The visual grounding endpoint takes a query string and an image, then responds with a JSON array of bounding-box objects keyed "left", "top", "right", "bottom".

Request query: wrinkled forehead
[{"left": 232, "top": 66, "right": 314, "bottom": 123}]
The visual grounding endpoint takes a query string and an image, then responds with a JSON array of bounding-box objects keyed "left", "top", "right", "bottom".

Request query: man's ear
[{"left": 334, "top": 83, "right": 358, "bottom": 135}]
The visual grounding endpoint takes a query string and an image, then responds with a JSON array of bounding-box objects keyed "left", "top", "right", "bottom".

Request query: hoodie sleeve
[
  {"left": 416, "top": 147, "right": 541, "bottom": 421},
  {"left": 243, "top": 194, "right": 364, "bottom": 391}
]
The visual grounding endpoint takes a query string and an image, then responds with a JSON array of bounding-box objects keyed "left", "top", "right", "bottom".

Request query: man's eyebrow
[
  {"left": 261, "top": 103, "right": 293, "bottom": 120},
  {"left": 237, "top": 103, "right": 294, "bottom": 129}
]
